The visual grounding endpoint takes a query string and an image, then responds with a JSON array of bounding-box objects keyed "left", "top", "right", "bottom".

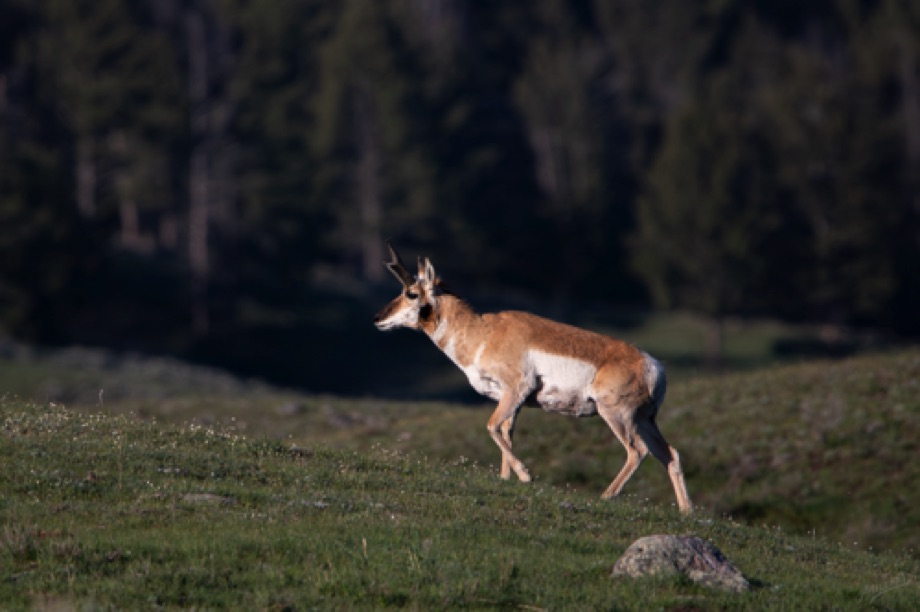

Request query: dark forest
[{"left": 1, "top": 0, "right": 918, "bottom": 394}]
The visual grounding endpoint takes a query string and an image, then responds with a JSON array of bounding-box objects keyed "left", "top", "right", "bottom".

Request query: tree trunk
[
  {"left": 76, "top": 136, "right": 96, "bottom": 217},
  {"left": 354, "top": 80, "right": 384, "bottom": 283},
  {"left": 898, "top": 31, "right": 920, "bottom": 221},
  {"left": 187, "top": 7, "right": 210, "bottom": 334},
  {"left": 110, "top": 131, "right": 152, "bottom": 252},
  {"left": 159, "top": 213, "right": 179, "bottom": 250},
  {"left": 189, "top": 149, "right": 209, "bottom": 332}
]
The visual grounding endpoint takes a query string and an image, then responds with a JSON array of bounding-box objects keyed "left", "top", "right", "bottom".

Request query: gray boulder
[{"left": 611, "top": 535, "right": 750, "bottom": 593}]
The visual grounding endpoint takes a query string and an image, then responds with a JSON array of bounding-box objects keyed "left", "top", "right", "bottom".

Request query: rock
[
  {"left": 180, "top": 493, "right": 235, "bottom": 506},
  {"left": 611, "top": 535, "right": 750, "bottom": 593}
]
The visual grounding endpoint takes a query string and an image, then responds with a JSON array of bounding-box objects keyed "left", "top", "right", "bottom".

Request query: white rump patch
[{"left": 642, "top": 352, "right": 667, "bottom": 407}]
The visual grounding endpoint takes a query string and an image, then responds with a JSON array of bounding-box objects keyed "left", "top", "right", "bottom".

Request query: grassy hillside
[
  {"left": 2, "top": 399, "right": 918, "bottom": 609},
  {"left": 666, "top": 350, "right": 920, "bottom": 552},
  {"left": 2, "top": 345, "right": 919, "bottom": 555},
  {"left": 309, "top": 350, "right": 920, "bottom": 554}
]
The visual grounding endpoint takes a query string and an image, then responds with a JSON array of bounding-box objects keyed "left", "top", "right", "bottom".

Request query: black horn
[{"left": 384, "top": 241, "right": 415, "bottom": 287}]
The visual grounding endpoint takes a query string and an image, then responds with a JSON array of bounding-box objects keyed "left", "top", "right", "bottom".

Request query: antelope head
[{"left": 374, "top": 242, "right": 441, "bottom": 331}]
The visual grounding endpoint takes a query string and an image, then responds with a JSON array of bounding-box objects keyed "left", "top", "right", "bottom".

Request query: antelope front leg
[
  {"left": 487, "top": 395, "right": 530, "bottom": 482},
  {"left": 498, "top": 412, "right": 519, "bottom": 480}
]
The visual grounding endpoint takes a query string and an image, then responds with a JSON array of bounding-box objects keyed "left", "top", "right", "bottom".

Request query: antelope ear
[{"left": 422, "top": 258, "right": 437, "bottom": 286}]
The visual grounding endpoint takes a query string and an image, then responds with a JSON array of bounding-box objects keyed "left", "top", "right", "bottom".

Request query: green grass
[
  {"left": 309, "top": 349, "right": 920, "bottom": 555},
  {"left": 2, "top": 399, "right": 919, "bottom": 609},
  {"left": 3, "top": 343, "right": 920, "bottom": 555}
]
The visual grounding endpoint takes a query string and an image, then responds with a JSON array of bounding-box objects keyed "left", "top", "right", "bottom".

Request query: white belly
[
  {"left": 444, "top": 342, "right": 600, "bottom": 413},
  {"left": 528, "top": 350, "right": 598, "bottom": 416}
]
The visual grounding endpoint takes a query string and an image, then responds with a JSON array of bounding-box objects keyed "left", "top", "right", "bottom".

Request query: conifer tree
[
  {"left": 313, "top": 1, "right": 435, "bottom": 283},
  {"left": 632, "top": 75, "right": 777, "bottom": 363}
]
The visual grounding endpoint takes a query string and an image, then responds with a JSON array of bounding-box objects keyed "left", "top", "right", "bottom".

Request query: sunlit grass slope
[
  {"left": 667, "top": 349, "right": 920, "bottom": 551},
  {"left": 284, "top": 349, "right": 920, "bottom": 554},
  {"left": 2, "top": 345, "right": 919, "bottom": 554},
  {"left": 2, "top": 399, "right": 919, "bottom": 609}
]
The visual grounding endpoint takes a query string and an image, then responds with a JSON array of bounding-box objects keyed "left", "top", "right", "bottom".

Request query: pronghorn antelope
[{"left": 373, "top": 243, "right": 692, "bottom": 513}]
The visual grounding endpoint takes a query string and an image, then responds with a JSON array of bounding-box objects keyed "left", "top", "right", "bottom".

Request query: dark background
[{"left": 1, "top": 0, "right": 918, "bottom": 396}]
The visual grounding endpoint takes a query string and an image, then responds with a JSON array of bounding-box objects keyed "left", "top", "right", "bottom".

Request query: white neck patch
[{"left": 431, "top": 317, "right": 449, "bottom": 345}]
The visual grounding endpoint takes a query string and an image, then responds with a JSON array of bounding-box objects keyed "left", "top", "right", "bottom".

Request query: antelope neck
[{"left": 424, "top": 296, "right": 484, "bottom": 369}]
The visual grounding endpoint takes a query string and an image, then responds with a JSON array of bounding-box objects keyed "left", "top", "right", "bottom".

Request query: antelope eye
[{"left": 406, "top": 291, "right": 419, "bottom": 300}]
